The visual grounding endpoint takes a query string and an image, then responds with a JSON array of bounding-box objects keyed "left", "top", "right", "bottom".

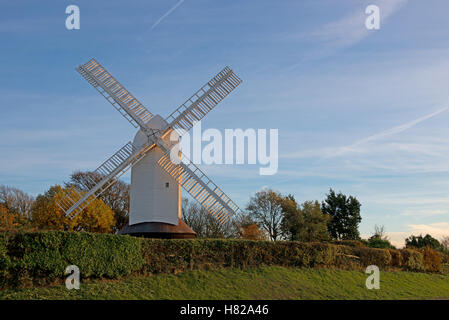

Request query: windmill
[{"left": 57, "top": 58, "right": 242, "bottom": 238}]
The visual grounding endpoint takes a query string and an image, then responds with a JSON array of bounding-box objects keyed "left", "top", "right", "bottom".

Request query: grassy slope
[{"left": 1, "top": 266, "right": 448, "bottom": 300}]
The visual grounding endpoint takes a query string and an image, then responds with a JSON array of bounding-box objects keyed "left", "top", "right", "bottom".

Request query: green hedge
[
  {"left": 2, "top": 231, "right": 143, "bottom": 287},
  {"left": 0, "top": 234, "right": 9, "bottom": 286},
  {"left": 141, "top": 240, "right": 341, "bottom": 274},
  {"left": 0, "top": 231, "right": 441, "bottom": 288}
]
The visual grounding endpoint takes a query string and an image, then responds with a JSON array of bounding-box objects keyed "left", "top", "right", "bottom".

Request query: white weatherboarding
[{"left": 57, "top": 59, "right": 242, "bottom": 238}]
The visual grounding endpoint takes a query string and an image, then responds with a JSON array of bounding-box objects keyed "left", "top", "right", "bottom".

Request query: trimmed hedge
[
  {"left": 0, "top": 231, "right": 442, "bottom": 288},
  {"left": 420, "top": 247, "right": 443, "bottom": 272},
  {"left": 0, "top": 234, "right": 9, "bottom": 284},
  {"left": 2, "top": 232, "right": 143, "bottom": 287},
  {"left": 400, "top": 249, "right": 425, "bottom": 271},
  {"left": 330, "top": 240, "right": 367, "bottom": 247},
  {"left": 141, "top": 240, "right": 341, "bottom": 274}
]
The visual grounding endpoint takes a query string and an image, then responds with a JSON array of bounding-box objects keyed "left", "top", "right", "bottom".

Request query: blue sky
[{"left": 1, "top": 0, "right": 449, "bottom": 246}]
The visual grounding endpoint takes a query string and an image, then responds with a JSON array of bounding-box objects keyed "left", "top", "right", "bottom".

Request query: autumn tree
[
  {"left": 182, "top": 198, "right": 235, "bottom": 238},
  {"left": 279, "top": 194, "right": 299, "bottom": 240},
  {"left": 31, "top": 186, "right": 68, "bottom": 230},
  {"left": 246, "top": 189, "right": 284, "bottom": 241},
  {"left": 321, "top": 189, "right": 362, "bottom": 240},
  {"left": 240, "top": 224, "right": 266, "bottom": 240},
  {"left": 233, "top": 211, "right": 264, "bottom": 239},
  {"left": 31, "top": 185, "right": 115, "bottom": 233},
  {"left": 66, "top": 171, "right": 130, "bottom": 232},
  {"left": 0, "top": 204, "right": 18, "bottom": 232},
  {"left": 281, "top": 196, "right": 330, "bottom": 242},
  {"left": 0, "top": 185, "right": 34, "bottom": 219}
]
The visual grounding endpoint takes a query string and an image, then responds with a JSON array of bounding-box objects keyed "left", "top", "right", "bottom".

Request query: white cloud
[
  {"left": 386, "top": 231, "right": 409, "bottom": 248},
  {"left": 408, "top": 222, "right": 449, "bottom": 239},
  {"left": 401, "top": 209, "right": 449, "bottom": 217},
  {"left": 386, "top": 223, "right": 449, "bottom": 248}
]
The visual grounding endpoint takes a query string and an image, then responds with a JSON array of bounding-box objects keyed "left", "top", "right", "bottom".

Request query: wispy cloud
[
  {"left": 401, "top": 209, "right": 449, "bottom": 217},
  {"left": 283, "top": 105, "right": 449, "bottom": 160},
  {"left": 329, "top": 105, "right": 449, "bottom": 158},
  {"left": 289, "top": 0, "right": 408, "bottom": 65},
  {"left": 151, "top": 0, "right": 185, "bottom": 31}
]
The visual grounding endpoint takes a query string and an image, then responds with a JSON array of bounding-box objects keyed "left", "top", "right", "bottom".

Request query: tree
[
  {"left": 0, "top": 185, "right": 34, "bottom": 219},
  {"left": 367, "top": 224, "right": 394, "bottom": 249},
  {"left": 66, "top": 171, "right": 130, "bottom": 232},
  {"left": 405, "top": 234, "right": 442, "bottom": 251},
  {"left": 372, "top": 224, "right": 386, "bottom": 239},
  {"left": 31, "top": 185, "right": 115, "bottom": 233},
  {"left": 31, "top": 185, "right": 69, "bottom": 231},
  {"left": 321, "top": 189, "right": 362, "bottom": 240},
  {"left": 182, "top": 198, "right": 235, "bottom": 238},
  {"left": 70, "top": 198, "right": 116, "bottom": 233},
  {"left": 0, "top": 204, "right": 18, "bottom": 232},
  {"left": 246, "top": 189, "right": 284, "bottom": 241},
  {"left": 281, "top": 197, "right": 330, "bottom": 242},
  {"left": 182, "top": 198, "right": 205, "bottom": 236},
  {"left": 280, "top": 195, "right": 301, "bottom": 241},
  {"left": 240, "top": 224, "right": 266, "bottom": 240},
  {"left": 441, "top": 236, "right": 449, "bottom": 251}
]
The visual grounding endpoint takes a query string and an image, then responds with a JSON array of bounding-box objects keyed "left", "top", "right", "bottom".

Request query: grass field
[{"left": 1, "top": 266, "right": 448, "bottom": 300}]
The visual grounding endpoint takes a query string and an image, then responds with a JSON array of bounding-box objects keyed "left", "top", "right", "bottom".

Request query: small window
[{"left": 165, "top": 182, "right": 169, "bottom": 188}]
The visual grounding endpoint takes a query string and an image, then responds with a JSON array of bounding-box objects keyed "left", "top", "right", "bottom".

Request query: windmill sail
[
  {"left": 164, "top": 66, "right": 242, "bottom": 135},
  {"left": 157, "top": 149, "right": 240, "bottom": 224},
  {"left": 57, "top": 141, "right": 153, "bottom": 217},
  {"left": 77, "top": 59, "right": 153, "bottom": 130},
  {"left": 60, "top": 59, "right": 242, "bottom": 225}
]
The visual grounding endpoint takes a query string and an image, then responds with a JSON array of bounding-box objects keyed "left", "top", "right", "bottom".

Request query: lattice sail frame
[
  {"left": 58, "top": 141, "right": 153, "bottom": 217},
  {"left": 157, "top": 151, "right": 239, "bottom": 224},
  {"left": 77, "top": 59, "right": 154, "bottom": 131},
  {"left": 165, "top": 66, "right": 242, "bottom": 135},
  {"left": 57, "top": 59, "right": 242, "bottom": 224}
]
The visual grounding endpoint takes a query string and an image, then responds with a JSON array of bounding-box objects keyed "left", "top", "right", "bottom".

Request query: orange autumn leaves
[
  {"left": 240, "top": 224, "right": 266, "bottom": 240},
  {"left": 32, "top": 185, "right": 115, "bottom": 233},
  {"left": 0, "top": 204, "right": 18, "bottom": 231}
]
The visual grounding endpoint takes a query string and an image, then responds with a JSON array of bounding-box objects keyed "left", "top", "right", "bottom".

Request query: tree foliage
[
  {"left": 66, "top": 171, "right": 130, "bottom": 232},
  {"left": 405, "top": 234, "right": 442, "bottom": 251},
  {"left": 0, "top": 185, "right": 34, "bottom": 219},
  {"left": 441, "top": 236, "right": 449, "bottom": 251},
  {"left": 367, "top": 225, "right": 395, "bottom": 249},
  {"left": 321, "top": 189, "right": 362, "bottom": 240},
  {"left": 246, "top": 189, "right": 284, "bottom": 241},
  {"left": 31, "top": 185, "right": 115, "bottom": 233},
  {"left": 240, "top": 224, "right": 266, "bottom": 240},
  {"left": 0, "top": 204, "right": 18, "bottom": 232},
  {"left": 182, "top": 198, "right": 235, "bottom": 238},
  {"left": 281, "top": 196, "right": 330, "bottom": 242}
]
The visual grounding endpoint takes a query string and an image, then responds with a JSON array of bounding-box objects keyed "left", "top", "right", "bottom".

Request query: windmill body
[
  {"left": 57, "top": 59, "right": 242, "bottom": 238},
  {"left": 129, "top": 115, "right": 181, "bottom": 226}
]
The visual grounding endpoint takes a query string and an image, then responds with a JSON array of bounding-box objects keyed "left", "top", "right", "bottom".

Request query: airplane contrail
[
  {"left": 330, "top": 106, "right": 449, "bottom": 157},
  {"left": 352, "top": 106, "right": 449, "bottom": 147},
  {"left": 151, "top": 0, "right": 185, "bottom": 31}
]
